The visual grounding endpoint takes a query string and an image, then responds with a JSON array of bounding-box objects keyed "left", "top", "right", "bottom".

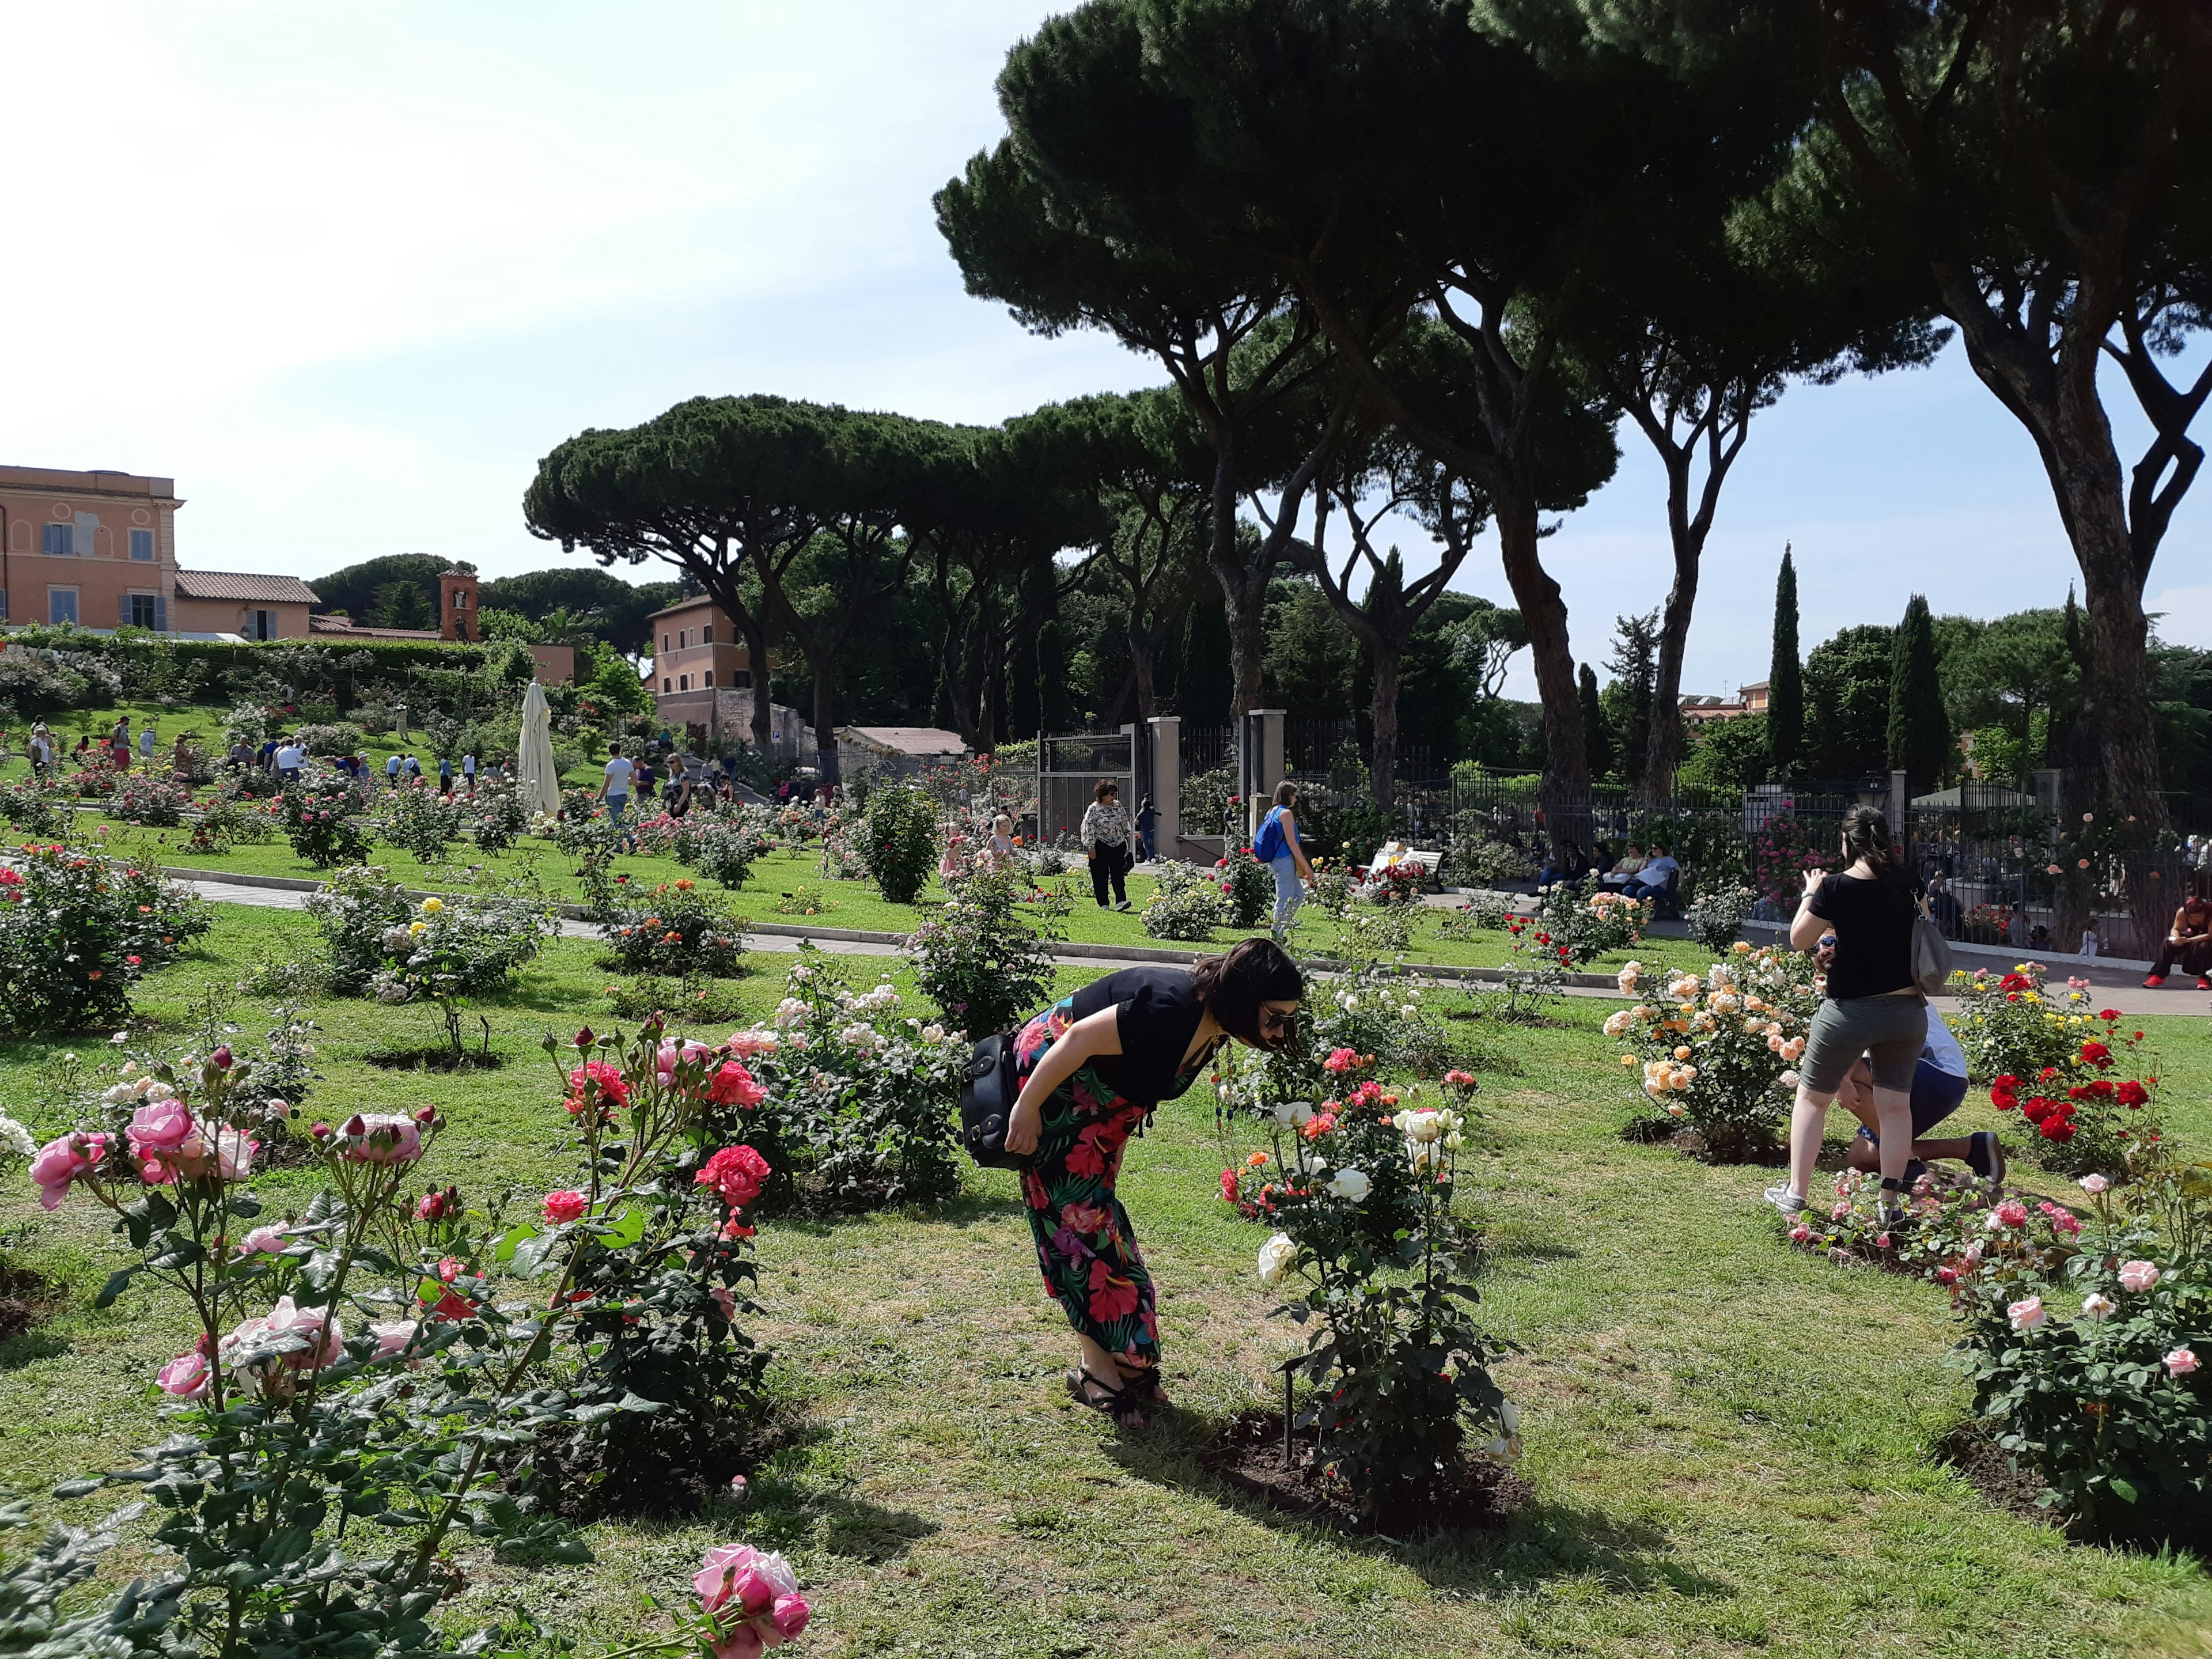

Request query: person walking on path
[
  {"left": 139, "top": 723, "right": 157, "bottom": 770},
  {"left": 1252, "top": 782, "right": 1315, "bottom": 941},
  {"left": 1135, "top": 795, "right": 1159, "bottom": 862},
  {"left": 462, "top": 752, "right": 477, "bottom": 793},
  {"left": 2142, "top": 888, "right": 2212, "bottom": 990},
  {"left": 1080, "top": 780, "right": 1135, "bottom": 911},
  {"left": 438, "top": 755, "right": 454, "bottom": 795},
  {"left": 602, "top": 742, "right": 636, "bottom": 827},
  {"left": 1767, "top": 805, "right": 1929, "bottom": 1226},
  {"left": 1001, "top": 941, "right": 1305, "bottom": 1429}
]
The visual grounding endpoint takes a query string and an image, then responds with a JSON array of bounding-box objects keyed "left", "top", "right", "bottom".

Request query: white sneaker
[{"left": 1763, "top": 1184, "right": 1806, "bottom": 1217}]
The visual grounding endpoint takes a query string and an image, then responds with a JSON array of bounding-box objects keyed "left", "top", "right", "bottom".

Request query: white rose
[
  {"left": 1328, "top": 1168, "right": 1371, "bottom": 1201},
  {"left": 1256, "top": 1232, "right": 1300, "bottom": 1287},
  {"left": 1401, "top": 1110, "right": 1445, "bottom": 1143},
  {"left": 1272, "top": 1099, "right": 1315, "bottom": 1127}
]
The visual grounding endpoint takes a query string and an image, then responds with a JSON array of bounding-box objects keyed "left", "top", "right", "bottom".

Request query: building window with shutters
[
  {"left": 251, "top": 609, "right": 276, "bottom": 640},
  {"left": 662, "top": 632, "right": 671, "bottom": 652},
  {"left": 128, "top": 593, "right": 158, "bottom": 629},
  {"left": 48, "top": 587, "right": 79, "bottom": 624},
  {"left": 702, "top": 623, "right": 714, "bottom": 644},
  {"left": 129, "top": 529, "right": 156, "bottom": 561},
  {"left": 662, "top": 676, "right": 672, "bottom": 692},
  {"left": 42, "top": 523, "right": 74, "bottom": 556},
  {"left": 704, "top": 671, "right": 714, "bottom": 687},
  {"left": 732, "top": 671, "right": 751, "bottom": 688}
]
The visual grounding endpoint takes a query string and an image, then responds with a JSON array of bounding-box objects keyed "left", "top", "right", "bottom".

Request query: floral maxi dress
[{"left": 1011, "top": 969, "right": 1209, "bottom": 1388}]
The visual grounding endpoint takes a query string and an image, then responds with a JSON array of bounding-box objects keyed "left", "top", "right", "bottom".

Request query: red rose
[{"left": 2117, "top": 1080, "right": 2148, "bottom": 1107}]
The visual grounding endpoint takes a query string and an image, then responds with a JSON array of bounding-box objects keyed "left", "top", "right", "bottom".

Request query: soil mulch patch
[
  {"left": 1201, "top": 1409, "right": 1530, "bottom": 1537},
  {"left": 363, "top": 1046, "right": 507, "bottom": 1073},
  {"left": 531, "top": 1399, "right": 806, "bottom": 1522},
  {"left": 0, "top": 1265, "right": 67, "bottom": 1344},
  {"left": 1619, "top": 1120, "right": 1787, "bottom": 1165},
  {"left": 1936, "top": 1423, "right": 2052, "bottom": 1524}
]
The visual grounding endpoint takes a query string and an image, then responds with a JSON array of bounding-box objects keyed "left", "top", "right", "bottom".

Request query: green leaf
[
  {"left": 2109, "top": 1476, "right": 2139, "bottom": 1504},
  {"left": 93, "top": 1266, "right": 139, "bottom": 1310}
]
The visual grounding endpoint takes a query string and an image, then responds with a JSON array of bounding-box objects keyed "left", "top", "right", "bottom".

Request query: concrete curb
[{"left": 150, "top": 863, "right": 1628, "bottom": 988}]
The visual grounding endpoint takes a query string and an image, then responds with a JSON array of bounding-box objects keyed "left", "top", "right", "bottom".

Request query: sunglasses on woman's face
[{"left": 1257, "top": 1005, "right": 1298, "bottom": 1036}]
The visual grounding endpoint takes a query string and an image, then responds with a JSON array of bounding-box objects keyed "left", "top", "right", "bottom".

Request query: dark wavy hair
[
  {"left": 1840, "top": 804, "right": 1907, "bottom": 885},
  {"left": 1189, "top": 938, "right": 1304, "bottom": 1049}
]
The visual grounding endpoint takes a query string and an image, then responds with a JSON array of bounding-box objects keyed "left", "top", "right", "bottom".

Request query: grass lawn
[
  {"left": 2, "top": 902, "right": 2210, "bottom": 1656},
  {"left": 71, "top": 822, "right": 1639, "bottom": 974}
]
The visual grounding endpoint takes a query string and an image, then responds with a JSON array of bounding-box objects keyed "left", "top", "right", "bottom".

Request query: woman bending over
[{"left": 1003, "top": 940, "right": 1304, "bottom": 1427}]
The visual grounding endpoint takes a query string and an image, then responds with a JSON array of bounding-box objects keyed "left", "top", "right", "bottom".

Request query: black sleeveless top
[{"left": 1066, "top": 967, "right": 1216, "bottom": 1109}]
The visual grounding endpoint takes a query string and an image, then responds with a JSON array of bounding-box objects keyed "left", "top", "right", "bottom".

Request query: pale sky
[{"left": 6, "top": 0, "right": 2206, "bottom": 703}]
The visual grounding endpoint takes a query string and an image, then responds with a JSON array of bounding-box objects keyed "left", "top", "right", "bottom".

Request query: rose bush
[
  {"left": 113, "top": 775, "right": 195, "bottom": 828},
  {"left": 858, "top": 780, "right": 938, "bottom": 904},
  {"left": 738, "top": 946, "right": 967, "bottom": 1209},
  {"left": 672, "top": 805, "right": 779, "bottom": 891},
  {"left": 275, "top": 768, "right": 373, "bottom": 866},
  {"left": 599, "top": 880, "right": 749, "bottom": 979},
  {"left": 1608, "top": 944, "right": 1819, "bottom": 1159},
  {"left": 1141, "top": 859, "right": 1226, "bottom": 941},
  {"left": 368, "top": 892, "right": 555, "bottom": 1060},
  {"left": 375, "top": 775, "right": 465, "bottom": 862},
  {"left": 1234, "top": 1065, "right": 1516, "bottom": 1522},
  {"left": 0, "top": 842, "right": 209, "bottom": 1036},
  {"left": 1983, "top": 1009, "right": 2165, "bottom": 1180},
  {"left": 1533, "top": 877, "right": 1649, "bottom": 967},
  {"left": 903, "top": 860, "right": 1067, "bottom": 1037}
]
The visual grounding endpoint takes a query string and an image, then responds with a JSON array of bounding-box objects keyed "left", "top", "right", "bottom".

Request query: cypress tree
[
  {"left": 1579, "top": 663, "right": 1614, "bottom": 781},
  {"left": 1767, "top": 546, "right": 1803, "bottom": 781},
  {"left": 1885, "top": 594, "right": 1952, "bottom": 790}
]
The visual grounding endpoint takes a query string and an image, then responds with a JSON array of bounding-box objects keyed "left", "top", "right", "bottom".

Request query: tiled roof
[
  {"left": 308, "top": 614, "right": 443, "bottom": 641},
  {"left": 842, "top": 726, "right": 968, "bottom": 756},
  {"left": 173, "top": 569, "right": 319, "bottom": 604}
]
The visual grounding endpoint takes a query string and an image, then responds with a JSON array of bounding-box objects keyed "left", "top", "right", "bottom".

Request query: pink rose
[
  {"left": 340, "top": 1113, "right": 422, "bottom": 1164},
  {"left": 771, "top": 1594, "right": 810, "bottom": 1640},
  {"left": 256, "top": 1296, "right": 343, "bottom": 1370},
  {"left": 369, "top": 1319, "right": 419, "bottom": 1360},
  {"left": 239, "top": 1225, "right": 291, "bottom": 1255},
  {"left": 2078, "top": 1174, "right": 2111, "bottom": 1195},
  {"left": 710, "top": 1286, "right": 737, "bottom": 1321},
  {"left": 30, "top": 1132, "right": 109, "bottom": 1210},
  {"left": 156, "top": 1347, "right": 213, "bottom": 1399},
  {"left": 727, "top": 1031, "right": 777, "bottom": 1058},
  {"left": 541, "top": 1190, "right": 588, "bottom": 1225},
  {"left": 171, "top": 1122, "right": 256, "bottom": 1182},
  {"left": 1787, "top": 1225, "right": 1813, "bottom": 1243},
  {"left": 709, "top": 1061, "right": 766, "bottom": 1109},
  {"left": 2166, "top": 1347, "right": 2199, "bottom": 1377},
  {"left": 694, "top": 1543, "right": 798, "bottom": 1618},
  {"left": 127, "top": 1096, "right": 195, "bottom": 1158},
  {"left": 2007, "top": 1296, "right": 2046, "bottom": 1332},
  {"left": 2117, "top": 1260, "right": 2161, "bottom": 1293},
  {"left": 1991, "top": 1200, "right": 2029, "bottom": 1229}
]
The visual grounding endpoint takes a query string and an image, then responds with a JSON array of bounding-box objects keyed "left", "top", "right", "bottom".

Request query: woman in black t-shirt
[
  {"left": 1003, "top": 941, "right": 1304, "bottom": 1427},
  {"left": 1766, "top": 805, "right": 1928, "bottom": 1223}
]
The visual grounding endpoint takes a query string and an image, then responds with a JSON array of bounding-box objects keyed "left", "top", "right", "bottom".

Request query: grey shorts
[{"left": 1802, "top": 993, "right": 1927, "bottom": 1096}]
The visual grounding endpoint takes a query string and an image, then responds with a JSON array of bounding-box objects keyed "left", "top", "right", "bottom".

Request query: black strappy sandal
[{"left": 1065, "top": 1367, "right": 1143, "bottom": 1428}]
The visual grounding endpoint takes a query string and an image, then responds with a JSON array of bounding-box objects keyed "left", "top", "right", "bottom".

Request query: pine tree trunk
[
  {"left": 1128, "top": 624, "right": 1157, "bottom": 722},
  {"left": 740, "top": 612, "right": 772, "bottom": 756},
  {"left": 1498, "top": 497, "right": 1590, "bottom": 859},
  {"left": 809, "top": 661, "right": 839, "bottom": 786},
  {"left": 1643, "top": 559, "right": 1695, "bottom": 806},
  {"left": 1369, "top": 649, "right": 1400, "bottom": 812},
  {"left": 1945, "top": 293, "right": 2168, "bottom": 830}
]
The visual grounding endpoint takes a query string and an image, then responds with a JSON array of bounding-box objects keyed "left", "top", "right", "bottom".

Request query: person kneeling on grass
[{"left": 1837, "top": 1011, "right": 2005, "bottom": 1190}]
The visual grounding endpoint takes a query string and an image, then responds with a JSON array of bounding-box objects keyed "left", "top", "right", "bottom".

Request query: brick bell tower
[{"left": 439, "top": 566, "right": 479, "bottom": 642}]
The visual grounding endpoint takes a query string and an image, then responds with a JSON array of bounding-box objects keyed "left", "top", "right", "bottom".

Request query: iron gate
[{"left": 1038, "top": 726, "right": 1141, "bottom": 849}]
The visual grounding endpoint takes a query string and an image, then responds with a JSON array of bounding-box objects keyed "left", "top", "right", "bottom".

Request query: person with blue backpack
[{"left": 1253, "top": 782, "right": 1315, "bottom": 941}]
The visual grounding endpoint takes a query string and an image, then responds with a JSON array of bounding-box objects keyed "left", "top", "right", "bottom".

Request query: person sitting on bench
[
  {"left": 1598, "top": 843, "right": 1648, "bottom": 889},
  {"left": 1622, "top": 843, "right": 1679, "bottom": 902}
]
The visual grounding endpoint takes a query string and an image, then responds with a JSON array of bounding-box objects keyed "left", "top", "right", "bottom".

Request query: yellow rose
[{"left": 421, "top": 897, "right": 444, "bottom": 914}]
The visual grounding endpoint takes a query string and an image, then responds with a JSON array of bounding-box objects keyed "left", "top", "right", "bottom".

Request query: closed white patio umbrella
[{"left": 517, "top": 680, "right": 562, "bottom": 818}]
